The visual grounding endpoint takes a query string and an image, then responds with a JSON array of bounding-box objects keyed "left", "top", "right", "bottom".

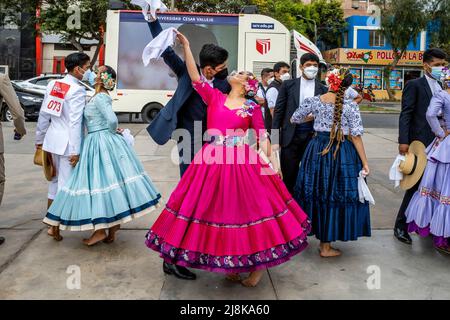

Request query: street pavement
[{"left": 0, "top": 120, "right": 449, "bottom": 300}]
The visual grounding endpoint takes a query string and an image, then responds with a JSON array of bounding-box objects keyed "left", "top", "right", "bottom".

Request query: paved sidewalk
[{"left": 0, "top": 122, "right": 449, "bottom": 300}]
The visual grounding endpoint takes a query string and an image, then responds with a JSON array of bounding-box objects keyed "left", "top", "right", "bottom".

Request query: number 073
[{"left": 47, "top": 100, "right": 62, "bottom": 112}]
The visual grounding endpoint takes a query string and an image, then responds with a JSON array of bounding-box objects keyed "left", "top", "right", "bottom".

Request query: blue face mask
[
  {"left": 82, "top": 69, "right": 96, "bottom": 86},
  {"left": 430, "top": 66, "right": 445, "bottom": 80},
  {"left": 88, "top": 70, "right": 97, "bottom": 86}
]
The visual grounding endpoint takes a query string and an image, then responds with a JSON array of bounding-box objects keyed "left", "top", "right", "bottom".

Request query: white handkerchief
[
  {"left": 142, "top": 27, "right": 177, "bottom": 66},
  {"left": 131, "top": 0, "right": 168, "bottom": 21},
  {"left": 358, "top": 171, "right": 375, "bottom": 205},
  {"left": 121, "top": 129, "right": 135, "bottom": 147},
  {"left": 389, "top": 155, "right": 405, "bottom": 188}
]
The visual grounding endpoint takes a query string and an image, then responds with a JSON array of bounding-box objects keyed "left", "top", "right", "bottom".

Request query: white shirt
[
  {"left": 425, "top": 74, "right": 442, "bottom": 95},
  {"left": 299, "top": 77, "right": 315, "bottom": 106},
  {"left": 256, "top": 85, "right": 269, "bottom": 119},
  {"left": 256, "top": 86, "right": 268, "bottom": 99},
  {"left": 201, "top": 71, "right": 214, "bottom": 88},
  {"left": 345, "top": 87, "right": 359, "bottom": 101},
  {"left": 266, "top": 87, "right": 279, "bottom": 110}
]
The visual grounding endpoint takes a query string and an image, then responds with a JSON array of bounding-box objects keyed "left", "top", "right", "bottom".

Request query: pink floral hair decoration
[
  {"left": 245, "top": 76, "right": 259, "bottom": 97},
  {"left": 229, "top": 70, "right": 259, "bottom": 97}
]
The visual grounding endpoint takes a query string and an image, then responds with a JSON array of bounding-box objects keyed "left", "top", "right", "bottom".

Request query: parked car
[
  {"left": 12, "top": 74, "right": 65, "bottom": 95},
  {"left": 13, "top": 74, "right": 96, "bottom": 97},
  {"left": 2, "top": 74, "right": 97, "bottom": 122},
  {"left": 1, "top": 83, "right": 44, "bottom": 122}
]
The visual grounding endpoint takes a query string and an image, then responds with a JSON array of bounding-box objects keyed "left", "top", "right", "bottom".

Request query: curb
[{"left": 360, "top": 111, "right": 400, "bottom": 114}]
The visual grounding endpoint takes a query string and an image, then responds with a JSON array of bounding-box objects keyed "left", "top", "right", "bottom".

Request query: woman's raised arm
[{"left": 177, "top": 32, "right": 200, "bottom": 83}]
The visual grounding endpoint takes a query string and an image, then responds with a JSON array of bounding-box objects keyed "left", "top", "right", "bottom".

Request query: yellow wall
[{"left": 372, "top": 90, "right": 402, "bottom": 101}]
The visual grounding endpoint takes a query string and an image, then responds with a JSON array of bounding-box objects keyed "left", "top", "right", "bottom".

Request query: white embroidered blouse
[{"left": 290, "top": 96, "right": 364, "bottom": 136}]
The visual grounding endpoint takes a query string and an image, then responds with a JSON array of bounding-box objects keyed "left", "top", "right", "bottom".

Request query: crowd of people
[{"left": 0, "top": 13, "right": 448, "bottom": 288}]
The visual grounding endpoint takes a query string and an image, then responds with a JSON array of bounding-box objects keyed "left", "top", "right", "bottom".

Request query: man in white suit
[{"left": 35, "top": 52, "right": 91, "bottom": 241}]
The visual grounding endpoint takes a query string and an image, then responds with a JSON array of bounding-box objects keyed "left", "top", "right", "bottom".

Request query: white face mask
[
  {"left": 267, "top": 77, "right": 275, "bottom": 85},
  {"left": 303, "top": 66, "right": 319, "bottom": 80},
  {"left": 280, "top": 73, "right": 291, "bottom": 82}
]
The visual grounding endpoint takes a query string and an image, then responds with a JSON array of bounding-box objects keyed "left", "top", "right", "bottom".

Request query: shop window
[
  {"left": 363, "top": 69, "right": 382, "bottom": 89},
  {"left": 349, "top": 68, "right": 362, "bottom": 87},
  {"left": 383, "top": 69, "right": 403, "bottom": 91},
  {"left": 369, "top": 30, "right": 385, "bottom": 47}
]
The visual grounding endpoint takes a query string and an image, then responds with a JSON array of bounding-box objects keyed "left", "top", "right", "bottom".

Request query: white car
[
  {"left": 12, "top": 74, "right": 65, "bottom": 95},
  {"left": 13, "top": 74, "right": 95, "bottom": 97}
]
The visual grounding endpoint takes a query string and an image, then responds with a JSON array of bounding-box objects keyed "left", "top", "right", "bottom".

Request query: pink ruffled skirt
[{"left": 145, "top": 144, "right": 310, "bottom": 273}]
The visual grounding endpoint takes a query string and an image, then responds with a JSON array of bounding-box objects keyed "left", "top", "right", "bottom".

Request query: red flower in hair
[{"left": 325, "top": 69, "right": 343, "bottom": 92}]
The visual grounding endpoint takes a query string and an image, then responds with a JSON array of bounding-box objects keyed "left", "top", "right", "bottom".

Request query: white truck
[{"left": 104, "top": 10, "right": 292, "bottom": 123}]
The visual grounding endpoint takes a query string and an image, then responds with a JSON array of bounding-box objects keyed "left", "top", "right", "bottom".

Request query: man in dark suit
[
  {"left": 146, "top": 17, "right": 231, "bottom": 280},
  {"left": 395, "top": 48, "right": 448, "bottom": 244},
  {"left": 272, "top": 53, "right": 328, "bottom": 194}
]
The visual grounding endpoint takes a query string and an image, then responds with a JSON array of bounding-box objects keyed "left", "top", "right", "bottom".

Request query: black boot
[
  {"left": 163, "top": 262, "right": 196, "bottom": 280},
  {"left": 394, "top": 227, "right": 412, "bottom": 245},
  {"left": 0, "top": 237, "right": 5, "bottom": 246}
]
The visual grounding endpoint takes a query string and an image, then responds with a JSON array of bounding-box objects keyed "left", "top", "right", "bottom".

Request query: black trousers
[
  {"left": 177, "top": 141, "right": 198, "bottom": 178},
  {"left": 281, "top": 131, "right": 313, "bottom": 195},
  {"left": 395, "top": 178, "right": 422, "bottom": 231}
]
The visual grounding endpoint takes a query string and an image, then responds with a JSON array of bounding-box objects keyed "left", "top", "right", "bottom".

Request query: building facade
[
  {"left": 37, "top": 34, "right": 102, "bottom": 75},
  {"left": 0, "top": 13, "right": 36, "bottom": 80},
  {"left": 323, "top": 11, "right": 429, "bottom": 100}
]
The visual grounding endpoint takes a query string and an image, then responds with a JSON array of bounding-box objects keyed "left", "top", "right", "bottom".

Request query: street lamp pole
[{"left": 297, "top": 15, "right": 317, "bottom": 46}]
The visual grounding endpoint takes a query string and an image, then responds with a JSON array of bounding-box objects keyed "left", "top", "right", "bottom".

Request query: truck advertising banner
[{"left": 117, "top": 12, "right": 239, "bottom": 90}]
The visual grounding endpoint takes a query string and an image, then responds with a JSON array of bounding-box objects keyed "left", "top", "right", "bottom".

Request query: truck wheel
[{"left": 141, "top": 103, "right": 162, "bottom": 123}]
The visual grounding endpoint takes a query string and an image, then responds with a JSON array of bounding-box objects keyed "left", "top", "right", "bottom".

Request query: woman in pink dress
[{"left": 145, "top": 32, "right": 311, "bottom": 287}]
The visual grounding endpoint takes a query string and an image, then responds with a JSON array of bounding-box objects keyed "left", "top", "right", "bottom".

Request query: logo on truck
[{"left": 256, "top": 39, "right": 271, "bottom": 55}]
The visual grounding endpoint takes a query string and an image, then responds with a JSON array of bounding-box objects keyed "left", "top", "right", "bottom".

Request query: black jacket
[
  {"left": 146, "top": 19, "right": 231, "bottom": 145},
  {"left": 264, "top": 80, "right": 282, "bottom": 132},
  {"left": 272, "top": 77, "right": 328, "bottom": 147},
  {"left": 398, "top": 77, "right": 438, "bottom": 146}
]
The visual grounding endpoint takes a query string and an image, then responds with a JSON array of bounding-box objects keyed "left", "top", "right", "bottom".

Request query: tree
[
  {"left": 175, "top": 0, "right": 346, "bottom": 49},
  {"left": 375, "top": 0, "right": 428, "bottom": 100},
  {"left": 427, "top": 0, "right": 450, "bottom": 56},
  {"left": 174, "top": 0, "right": 251, "bottom": 13},
  {"left": 309, "top": 0, "right": 346, "bottom": 49},
  {"left": 1, "top": 0, "right": 135, "bottom": 67}
]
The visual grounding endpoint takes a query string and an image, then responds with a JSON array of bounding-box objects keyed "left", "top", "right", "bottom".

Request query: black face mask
[{"left": 214, "top": 68, "right": 229, "bottom": 80}]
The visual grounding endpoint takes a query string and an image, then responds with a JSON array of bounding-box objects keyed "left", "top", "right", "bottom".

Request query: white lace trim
[
  {"left": 60, "top": 172, "right": 151, "bottom": 196},
  {"left": 43, "top": 203, "right": 161, "bottom": 231}
]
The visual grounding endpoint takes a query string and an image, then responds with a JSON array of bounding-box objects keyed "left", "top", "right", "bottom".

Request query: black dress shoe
[
  {"left": 394, "top": 228, "right": 412, "bottom": 244},
  {"left": 0, "top": 237, "right": 5, "bottom": 246},
  {"left": 163, "top": 262, "right": 197, "bottom": 280}
]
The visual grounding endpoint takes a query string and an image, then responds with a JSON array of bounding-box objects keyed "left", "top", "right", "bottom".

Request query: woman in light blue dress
[{"left": 44, "top": 65, "right": 161, "bottom": 246}]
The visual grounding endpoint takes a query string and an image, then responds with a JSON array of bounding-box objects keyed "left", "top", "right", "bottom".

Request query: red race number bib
[{"left": 42, "top": 81, "right": 71, "bottom": 117}]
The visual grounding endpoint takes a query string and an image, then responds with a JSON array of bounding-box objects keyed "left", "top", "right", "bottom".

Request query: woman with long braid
[{"left": 291, "top": 68, "right": 371, "bottom": 257}]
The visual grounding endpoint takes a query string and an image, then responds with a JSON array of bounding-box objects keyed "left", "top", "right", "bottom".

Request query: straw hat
[
  {"left": 42, "top": 150, "right": 56, "bottom": 182},
  {"left": 399, "top": 141, "right": 427, "bottom": 190},
  {"left": 34, "top": 146, "right": 55, "bottom": 181}
]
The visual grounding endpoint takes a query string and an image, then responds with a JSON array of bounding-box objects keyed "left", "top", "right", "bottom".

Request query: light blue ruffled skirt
[{"left": 44, "top": 129, "right": 161, "bottom": 231}]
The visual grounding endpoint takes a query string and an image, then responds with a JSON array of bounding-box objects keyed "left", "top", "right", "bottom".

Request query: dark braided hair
[{"left": 321, "top": 69, "right": 354, "bottom": 158}]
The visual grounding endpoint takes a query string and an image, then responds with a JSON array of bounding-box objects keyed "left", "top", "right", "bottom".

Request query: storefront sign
[{"left": 323, "top": 48, "right": 424, "bottom": 66}]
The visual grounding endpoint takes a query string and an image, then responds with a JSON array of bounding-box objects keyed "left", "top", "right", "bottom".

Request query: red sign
[
  {"left": 50, "top": 81, "right": 71, "bottom": 99},
  {"left": 256, "top": 39, "right": 271, "bottom": 55}
]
